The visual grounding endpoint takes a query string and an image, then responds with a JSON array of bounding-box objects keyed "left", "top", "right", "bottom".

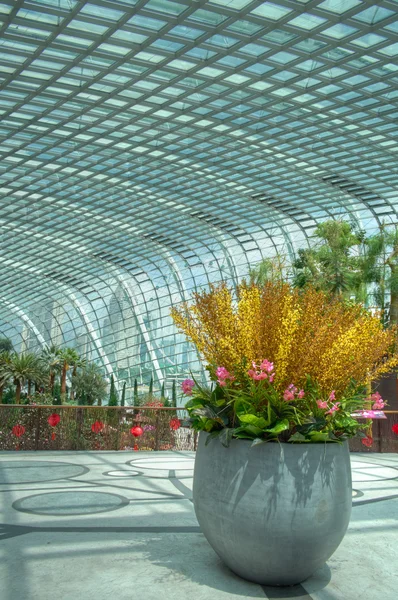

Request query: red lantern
[
  {"left": 170, "top": 418, "right": 181, "bottom": 431},
  {"left": 12, "top": 424, "right": 25, "bottom": 450},
  {"left": 130, "top": 426, "right": 143, "bottom": 437},
  {"left": 48, "top": 413, "right": 60, "bottom": 440},
  {"left": 130, "top": 426, "right": 143, "bottom": 451},
  {"left": 362, "top": 436, "right": 373, "bottom": 448},
  {"left": 12, "top": 424, "right": 25, "bottom": 438},
  {"left": 48, "top": 413, "right": 60, "bottom": 427},
  {"left": 91, "top": 420, "right": 104, "bottom": 434}
]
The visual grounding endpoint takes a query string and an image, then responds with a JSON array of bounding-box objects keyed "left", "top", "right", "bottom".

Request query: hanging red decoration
[
  {"left": 12, "top": 424, "right": 25, "bottom": 438},
  {"left": 48, "top": 413, "right": 60, "bottom": 440},
  {"left": 130, "top": 426, "right": 143, "bottom": 437},
  {"left": 170, "top": 418, "right": 181, "bottom": 431},
  {"left": 361, "top": 436, "right": 373, "bottom": 448},
  {"left": 12, "top": 424, "right": 25, "bottom": 450},
  {"left": 48, "top": 413, "right": 60, "bottom": 427},
  {"left": 91, "top": 420, "right": 104, "bottom": 434}
]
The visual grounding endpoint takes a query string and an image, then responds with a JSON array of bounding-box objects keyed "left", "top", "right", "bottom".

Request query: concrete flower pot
[{"left": 193, "top": 433, "right": 352, "bottom": 586}]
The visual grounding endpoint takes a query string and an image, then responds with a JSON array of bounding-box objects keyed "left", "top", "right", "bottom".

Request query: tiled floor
[{"left": 0, "top": 451, "right": 397, "bottom": 600}]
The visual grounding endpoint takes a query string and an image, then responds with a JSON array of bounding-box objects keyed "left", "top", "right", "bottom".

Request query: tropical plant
[
  {"left": 0, "top": 337, "right": 13, "bottom": 353},
  {"left": 172, "top": 281, "right": 398, "bottom": 446},
  {"left": 249, "top": 255, "right": 288, "bottom": 286},
  {"left": 172, "top": 379, "right": 177, "bottom": 408},
  {"left": 121, "top": 381, "right": 126, "bottom": 407},
  {"left": 72, "top": 363, "right": 108, "bottom": 406},
  {"left": 293, "top": 220, "right": 364, "bottom": 299},
  {"left": 149, "top": 376, "right": 153, "bottom": 395},
  {"left": 108, "top": 374, "right": 118, "bottom": 406},
  {"left": 133, "top": 378, "right": 139, "bottom": 406},
  {"left": 68, "top": 351, "right": 86, "bottom": 400},
  {"left": 59, "top": 348, "right": 83, "bottom": 399},
  {"left": 0, "top": 351, "right": 12, "bottom": 403},
  {"left": 359, "top": 225, "right": 398, "bottom": 325},
  {"left": 0, "top": 352, "right": 43, "bottom": 404},
  {"left": 39, "top": 345, "right": 62, "bottom": 395}
]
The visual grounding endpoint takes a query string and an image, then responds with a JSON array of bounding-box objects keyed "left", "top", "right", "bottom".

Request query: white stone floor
[{"left": 0, "top": 451, "right": 397, "bottom": 600}]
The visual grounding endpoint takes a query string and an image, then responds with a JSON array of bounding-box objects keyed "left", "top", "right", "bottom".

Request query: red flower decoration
[
  {"left": 170, "top": 418, "right": 181, "bottom": 431},
  {"left": 48, "top": 413, "right": 60, "bottom": 427},
  {"left": 12, "top": 424, "right": 25, "bottom": 438},
  {"left": 91, "top": 421, "right": 104, "bottom": 434},
  {"left": 362, "top": 436, "right": 373, "bottom": 448},
  {"left": 392, "top": 423, "right": 398, "bottom": 435},
  {"left": 130, "top": 426, "right": 143, "bottom": 438}
]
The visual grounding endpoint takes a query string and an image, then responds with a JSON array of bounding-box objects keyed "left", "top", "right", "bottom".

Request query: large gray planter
[{"left": 193, "top": 433, "right": 352, "bottom": 586}]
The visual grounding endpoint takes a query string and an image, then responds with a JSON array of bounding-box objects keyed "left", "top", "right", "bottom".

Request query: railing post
[
  {"left": 116, "top": 409, "right": 121, "bottom": 451},
  {"left": 35, "top": 408, "right": 41, "bottom": 451},
  {"left": 155, "top": 410, "right": 160, "bottom": 451}
]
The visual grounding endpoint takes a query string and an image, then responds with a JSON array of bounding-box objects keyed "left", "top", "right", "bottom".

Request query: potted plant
[{"left": 172, "top": 281, "right": 398, "bottom": 586}]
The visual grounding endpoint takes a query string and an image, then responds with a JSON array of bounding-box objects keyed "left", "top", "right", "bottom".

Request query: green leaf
[
  {"left": 205, "top": 431, "right": 220, "bottom": 446},
  {"left": 308, "top": 431, "right": 330, "bottom": 442},
  {"left": 265, "top": 419, "right": 289, "bottom": 435},
  {"left": 288, "top": 432, "right": 307, "bottom": 443},
  {"left": 239, "top": 414, "right": 269, "bottom": 429},
  {"left": 218, "top": 428, "right": 234, "bottom": 448},
  {"left": 251, "top": 437, "right": 267, "bottom": 447},
  {"left": 192, "top": 406, "right": 217, "bottom": 419}
]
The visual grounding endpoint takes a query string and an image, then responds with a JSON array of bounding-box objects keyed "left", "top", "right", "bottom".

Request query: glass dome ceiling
[{"left": 0, "top": 0, "right": 397, "bottom": 395}]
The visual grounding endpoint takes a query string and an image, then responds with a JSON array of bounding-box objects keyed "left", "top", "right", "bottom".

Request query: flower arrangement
[{"left": 172, "top": 282, "right": 398, "bottom": 446}]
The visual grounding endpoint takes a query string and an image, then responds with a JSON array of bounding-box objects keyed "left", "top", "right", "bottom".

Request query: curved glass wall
[{"left": 0, "top": 0, "right": 397, "bottom": 399}]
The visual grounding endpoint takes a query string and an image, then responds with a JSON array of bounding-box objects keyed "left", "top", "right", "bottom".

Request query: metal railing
[{"left": 0, "top": 405, "right": 197, "bottom": 452}]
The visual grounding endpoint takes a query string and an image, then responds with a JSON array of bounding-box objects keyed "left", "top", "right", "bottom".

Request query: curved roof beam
[{"left": 0, "top": 297, "right": 46, "bottom": 348}]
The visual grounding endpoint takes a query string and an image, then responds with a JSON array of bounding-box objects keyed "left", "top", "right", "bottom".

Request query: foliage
[
  {"left": 108, "top": 374, "right": 118, "bottom": 406},
  {"left": 249, "top": 255, "right": 288, "bottom": 286},
  {"left": 59, "top": 347, "right": 84, "bottom": 398},
  {"left": 293, "top": 220, "right": 364, "bottom": 299},
  {"left": 172, "top": 281, "right": 398, "bottom": 445},
  {"left": 121, "top": 381, "right": 126, "bottom": 407},
  {"left": 0, "top": 353, "right": 44, "bottom": 404},
  {"left": 172, "top": 379, "right": 177, "bottom": 408},
  {"left": 133, "top": 378, "right": 138, "bottom": 406},
  {"left": 72, "top": 363, "right": 108, "bottom": 406},
  {"left": 39, "top": 345, "right": 62, "bottom": 394},
  {"left": 359, "top": 225, "right": 398, "bottom": 325},
  {"left": 149, "top": 376, "right": 153, "bottom": 395},
  {"left": 0, "top": 338, "right": 13, "bottom": 353}
]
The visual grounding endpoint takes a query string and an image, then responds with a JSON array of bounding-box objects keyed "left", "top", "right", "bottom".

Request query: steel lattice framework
[{"left": 0, "top": 0, "right": 397, "bottom": 396}]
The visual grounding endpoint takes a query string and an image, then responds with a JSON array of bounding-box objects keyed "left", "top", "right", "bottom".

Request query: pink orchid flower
[
  {"left": 329, "top": 390, "right": 336, "bottom": 402},
  {"left": 326, "top": 402, "right": 340, "bottom": 415},
  {"left": 181, "top": 379, "right": 195, "bottom": 395},
  {"left": 283, "top": 389, "right": 295, "bottom": 402},
  {"left": 297, "top": 389, "right": 305, "bottom": 399},
  {"left": 317, "top": 400, "right": 328, "bottom": 410},
  {"left": 216, "top": 367, "right": 233, "bottom": 380}
]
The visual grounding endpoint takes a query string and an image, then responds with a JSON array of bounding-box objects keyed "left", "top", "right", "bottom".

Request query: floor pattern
[{"left": 0, "top": 451, "right": 397, "bottom": 600}]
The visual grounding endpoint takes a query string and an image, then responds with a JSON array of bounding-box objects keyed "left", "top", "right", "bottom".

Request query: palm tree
[
  {"left": 359, "top": 225, "right": 398, "bottom": 326},
  {"left": 59, "top": 348, "right": 81, "bottom": 398},
  {"left": 0, "top": 351, "right": 12, "bottom": 403},
  {"left": 68, "top": 352, "right": 86, "bottom": 401},
  {"left": 1, "top": 353, "right": 42, "bottom": 404},
  {"left": 72, "top": 363, "right": 108, "bottom": 406},
  {"left": 40, "top": 345, "right": 62, "bottom": 394}
]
